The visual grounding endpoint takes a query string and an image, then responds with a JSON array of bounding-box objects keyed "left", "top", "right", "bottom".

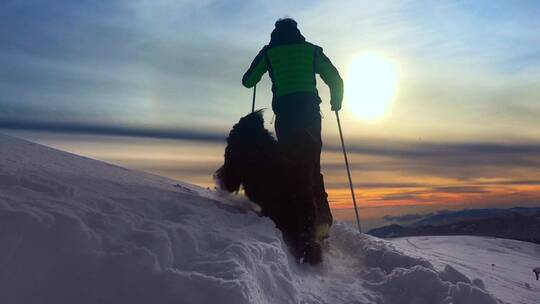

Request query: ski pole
[
  {"left": 251, "top": 85, "right": 257, "bottom": 113},
  {"left": 335, "top": 110, "right": 362, "bottom": 233}
]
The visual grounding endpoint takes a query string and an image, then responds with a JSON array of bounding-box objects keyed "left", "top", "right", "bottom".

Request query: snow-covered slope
[
  {"left": 392, "top": 236, "right": 540, "bottom": 304},
  {"left": 0, "top": 133, "right": 501, "bottom": 304}
]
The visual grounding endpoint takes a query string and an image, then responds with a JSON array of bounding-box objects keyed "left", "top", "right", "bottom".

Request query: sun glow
[{"left": 345, "top": 53, "right": 399, "bottom": 121}]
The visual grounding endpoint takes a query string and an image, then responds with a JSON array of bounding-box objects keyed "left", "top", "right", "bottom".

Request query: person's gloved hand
[{"left": 331, "top": 102, "right": 341, "bottom": 112}]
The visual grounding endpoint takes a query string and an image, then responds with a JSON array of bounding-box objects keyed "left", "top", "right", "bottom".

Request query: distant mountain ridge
[
  {"left": 369, "top": 208, "right": 540, "bottom": 244},
  {"left": 410, "top": 207, "right": 540, "bottom": 227}
]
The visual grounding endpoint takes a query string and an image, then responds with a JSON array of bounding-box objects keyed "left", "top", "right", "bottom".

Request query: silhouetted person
[
  {"left": 534, "top": 267, "right": 540, "bottom": 280},
  {"left": 242, "top": 18, "right": 343, "bottom": 248}
]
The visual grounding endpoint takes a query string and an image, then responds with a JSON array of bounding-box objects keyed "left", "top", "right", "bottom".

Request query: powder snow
[{"left": 0, "top": 133, "right": 518, "bottom": 304}]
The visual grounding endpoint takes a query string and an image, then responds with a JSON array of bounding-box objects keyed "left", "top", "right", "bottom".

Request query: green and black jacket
[{"left": 242, "top": 41, "right": 343, "bottom": 110}]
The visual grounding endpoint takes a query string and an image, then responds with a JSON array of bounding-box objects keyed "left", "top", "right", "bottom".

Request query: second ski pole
[{"left": 335, "top": 110, "right": 362, "bottom": 233}]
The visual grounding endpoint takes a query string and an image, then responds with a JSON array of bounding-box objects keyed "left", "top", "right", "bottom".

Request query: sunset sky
[{"left": 1, "top": 1, "right": 539, "bottom": 229}]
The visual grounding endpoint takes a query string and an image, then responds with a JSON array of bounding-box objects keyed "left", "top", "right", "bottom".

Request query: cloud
[
  {"left": 324, "top": 181, "right": 427, "bottom": 189},
  {"left": 432, "top": 186, "right": 488, "bottom": 194},
  {"left": 0, "top": 120, "right": 226, "bottom": 143},
  {"left": 0, "top": 0, "right": 267, "bottom": 126},
  {"left": 324, "top": 137, "right": 540, "bottom": 183},
  {"left": 325, "top": 139, "right": 540, "bottom": 158},
  {"left": 2, "top": 118, "right": 539, "bottom": 185},
  {"left": 483, "top": 180, "right": 540, "bottom": 186}
]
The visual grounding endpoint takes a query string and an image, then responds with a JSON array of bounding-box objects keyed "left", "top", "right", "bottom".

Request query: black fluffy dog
[{"left": 215, "top": 111, "right": 322, "bottom": 264}]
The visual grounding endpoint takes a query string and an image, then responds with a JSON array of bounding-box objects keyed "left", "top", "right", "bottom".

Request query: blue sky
[
  {"left": 1, "top": 1, "right": 540, "bottom": 226},
  {"left": 2, "top": 0, "right": 540, "bottom": 134}
]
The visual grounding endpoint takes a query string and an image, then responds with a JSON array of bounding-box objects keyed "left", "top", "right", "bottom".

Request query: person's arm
[
  {"left": 242, "top": 47, "right": 268, "bottom": 88},
  {"left": 315, "top": 47, "right": 343, "bottom": 111}
]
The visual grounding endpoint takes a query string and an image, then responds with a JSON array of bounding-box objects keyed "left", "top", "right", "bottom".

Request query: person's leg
[
  {"left": 313, "top": 162, "right": 332, "bottom": 224},
  {"left": 299, "top": 105, "right": 333, "bottom": 231},
  {"left": 274, "top": 99, "right": 321, "bottom": 264},
  {"left": 292, "top": 162, "right": 321, "bottom": 264}
]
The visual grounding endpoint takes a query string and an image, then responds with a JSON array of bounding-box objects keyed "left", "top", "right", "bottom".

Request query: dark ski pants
[{"left": 273, "top": 93, "right": 334, "bottom": 228}]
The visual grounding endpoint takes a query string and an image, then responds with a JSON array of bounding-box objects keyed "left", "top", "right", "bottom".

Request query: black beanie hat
[
  {"left": 275, "top": 18, "right": 298, "bottom": 29},
  {"left": 270, "top": 18, "right": 305, "bottom": 46}
]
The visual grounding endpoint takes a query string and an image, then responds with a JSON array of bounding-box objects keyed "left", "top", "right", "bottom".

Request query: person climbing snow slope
[{"left": 242, "top": 18, "right": 344, "bottom": 261}]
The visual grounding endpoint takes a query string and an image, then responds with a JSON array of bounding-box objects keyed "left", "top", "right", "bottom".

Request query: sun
[{"left": 345, "top": 53, "right": 399, "bottom": 122}]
